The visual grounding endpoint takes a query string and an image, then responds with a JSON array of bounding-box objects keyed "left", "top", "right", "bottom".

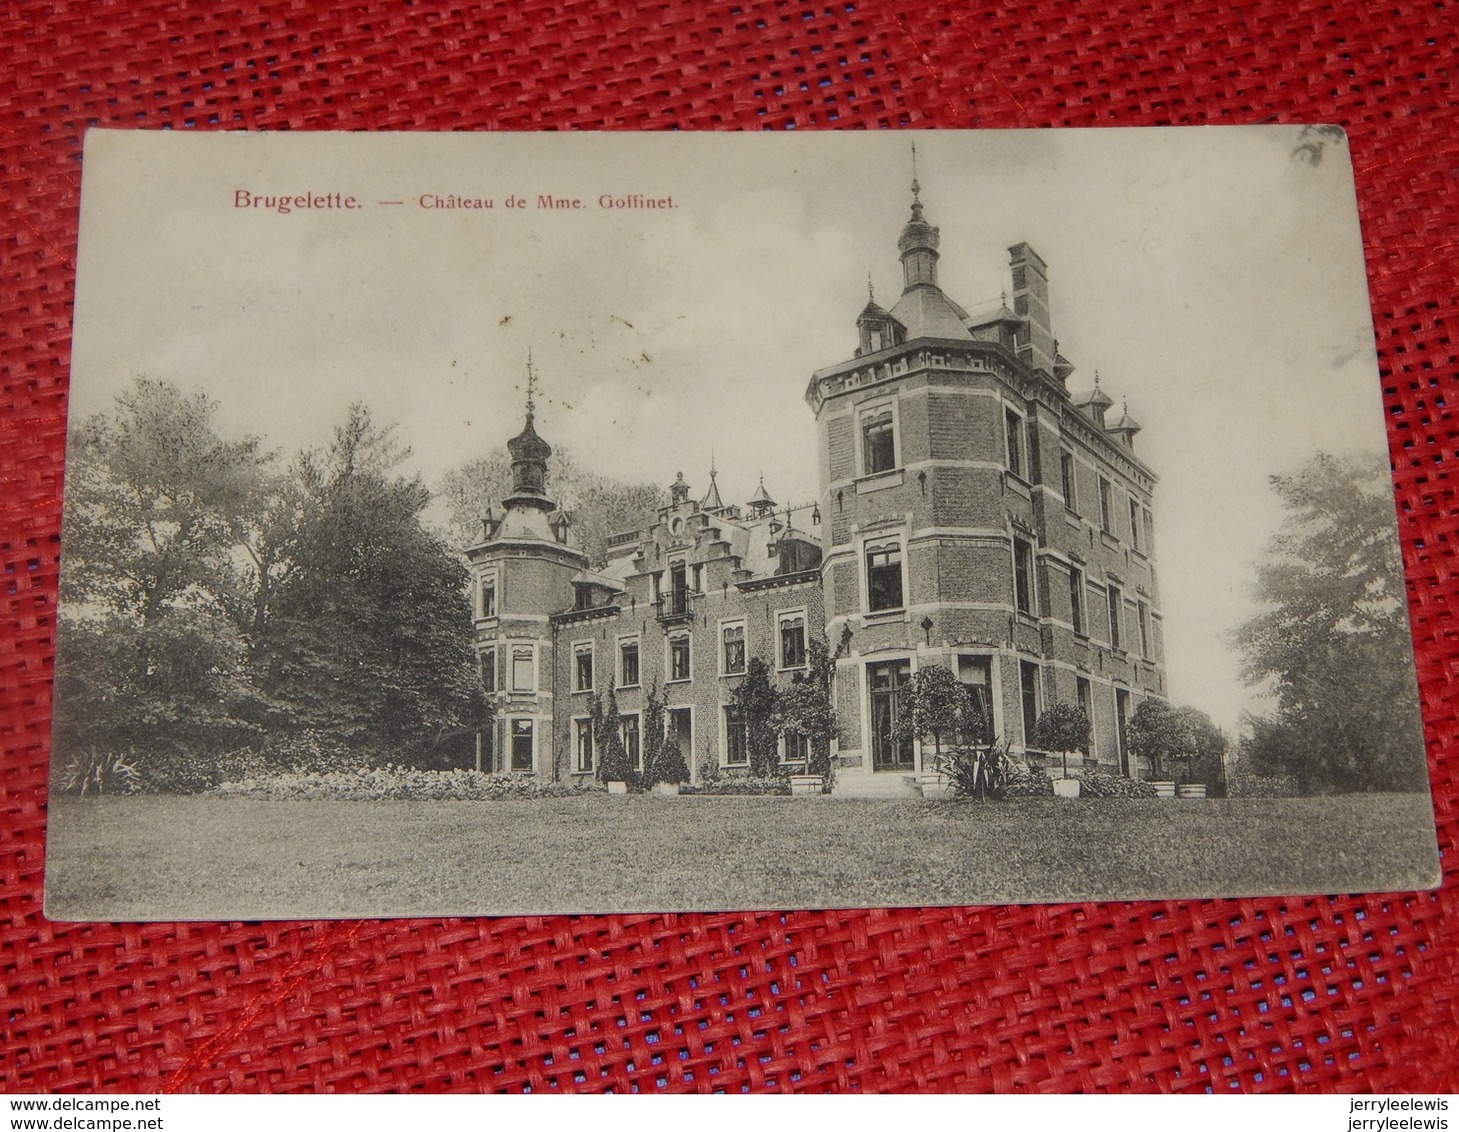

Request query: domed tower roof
[
  {"left": 507, "top": 412, "right": 552, "bottom": 466},
  {"left": 887, "top": 145, "right": 973, "bottom": 342},
  {"left": 502, "top": 359, "right": 556, "bottom": 514}
]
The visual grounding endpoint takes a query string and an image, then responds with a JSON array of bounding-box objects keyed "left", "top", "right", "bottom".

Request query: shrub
[
  {"left": 681, "top": 776, "right": 791, "bottom": 796},
  {"left": 656, "top": 738, "right": 690, "bottom": 786},
  {"left": 215, "top": 767, "right": 602, "bottom": 801},
  {"left": 935, "top": 739, "right": 1013, "bottom": 800},
  {"left": 592, "top": 688, "right": 633, "bottom": 786},
  {"left": 1033, "top": 703, "right": 1092, "bottom": 777},
  {"left": 1077, "top": 769, "right": 1158, "bottom": 799},
  {"left": 1003, "top": 758, "right": 1050, "bottom": 799}
]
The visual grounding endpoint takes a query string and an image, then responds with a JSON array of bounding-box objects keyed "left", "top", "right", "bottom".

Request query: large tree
[
  {"left": 255, "top": 406, "right": 489, "bottom": 759},
  {"left": 55, "top": 380, "right": 277, "bottom": 784},
  {"left": 61, "top": 378, "right": 275, "bottom": 623},
  {"left": 1234, "top": 452, "right": 1426, "bottom": 793}
]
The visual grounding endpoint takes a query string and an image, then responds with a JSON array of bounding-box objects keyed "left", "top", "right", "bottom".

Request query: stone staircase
[{"left": 832, "top": 772, "right": 921, "bottom": 799}]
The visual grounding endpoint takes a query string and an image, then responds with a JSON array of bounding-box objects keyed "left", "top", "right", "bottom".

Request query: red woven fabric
[{"left": 3, "top": 0, "right": 1457, "bottom": 1094}]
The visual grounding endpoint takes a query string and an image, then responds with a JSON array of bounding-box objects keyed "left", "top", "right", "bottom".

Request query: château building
[{"left": 465, "top": 177, "right": 1166, "bottom": 787}]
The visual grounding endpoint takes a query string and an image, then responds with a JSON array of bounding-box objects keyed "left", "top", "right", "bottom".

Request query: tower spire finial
[
  {"left": 868, "top": 272, "right": 875, "bottom": 302},
  {"left": 525, "top": 349, "right": 537, "bottom": 417},
  {"left": 911, "top": 139, "right": 921, "bottom": 204}
]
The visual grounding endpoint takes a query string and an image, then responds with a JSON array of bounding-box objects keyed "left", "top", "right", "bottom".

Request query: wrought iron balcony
[{"left": 655, "top": 590, "right": 695, "bottom": 623}]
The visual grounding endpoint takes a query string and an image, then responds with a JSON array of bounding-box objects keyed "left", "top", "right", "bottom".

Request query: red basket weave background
[{"left": 3, "top": 0, "right": 1456, "bottom": 1093}]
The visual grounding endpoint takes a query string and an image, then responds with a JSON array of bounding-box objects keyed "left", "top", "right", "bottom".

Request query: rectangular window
[
  {"left": 1108, "top": 585, "right": 1123, "bottom": 649},
  {"left": 575, "top": 717, "right": 594, "bottom": 774},
  {"left": 1143, "top": 507, "right": 1154, "bottom": 555},
  {"left": 1060, "top": 450, "right": 1077, "bottom": 511},
  {"left": 1129, "top": 497, "right": 1142, "bottom": 552},
  {"left": 862, "top": 409, "right": 895, "bottom": 475},
  {"left": 1069, "top": 567, "right": 1085, "bottom": 635},
  {"left": 724, "top": 704, "right": 748, "bottom": 767},
  {"left": 619, "top": 639, "right": 640, "bottom": 687},
  {"left": 510, "top": 645, "right": 535, "bottom": 692},
  {"left": 621, "top": 714, "right": 641, "bottom": 772},
  {"left": 1099, "top": 477, "right": 1113, "bottom": 535},
  {"left": 866, "top": 539, "right": 904, "bottom": 612},
  {"left": 721, "top": 622, "right": 746, "bottom": 675},
  {"left": 479, "top": 647, "right": 496, "bottom": 693},
  {"left": 779, "top": 613, "right": 807, "bottom": 669},
  {"left": 782, "top": 731, "right": 809, "bottom": 766},
  {"left": 1005, "top": 407, "right": 1026, "bottom": 479},
  {"left": 574, "top": 644, "right": 593, "bottom": 692},
  {"left": 1013, "top": 537, "right": 1034, "bottom": 615},
  {"left": 510, "top": 718, "right": 534, "bottom": 772},
  {"left": 669, "top": 633, "right": 691, "bottom": 682},
  {"left": 480, "top": 579, "right": 497, "bottom": 618},
  {"left": 1137, "top": 600, "right": 1151, "bottom": 658},
  {"left": 1019, "top": 661, "right": 1040, "bottom": 748}
]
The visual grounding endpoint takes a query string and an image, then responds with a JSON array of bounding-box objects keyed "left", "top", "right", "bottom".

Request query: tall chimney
[{"left": 1008, "top": 243, "right": 1056, "bottom": 377}]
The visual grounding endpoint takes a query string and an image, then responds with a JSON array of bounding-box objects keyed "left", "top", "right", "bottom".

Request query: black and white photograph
[{"left": 45, "top": 127, "right": 1440, "bottom": 919}]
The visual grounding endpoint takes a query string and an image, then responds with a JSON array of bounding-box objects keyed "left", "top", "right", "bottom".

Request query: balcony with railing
[{"left": 655, "top": 589, "right": 695, "bottom": 624}]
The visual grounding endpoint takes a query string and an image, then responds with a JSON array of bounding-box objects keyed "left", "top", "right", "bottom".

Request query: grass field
[{"left": 44, "top": 792, "right": 1441, "bottom": 920}]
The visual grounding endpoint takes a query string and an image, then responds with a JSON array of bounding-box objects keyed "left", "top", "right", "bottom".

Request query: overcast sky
[{"left": 70, "top": 127, "right": 1392, "bottom": 733}]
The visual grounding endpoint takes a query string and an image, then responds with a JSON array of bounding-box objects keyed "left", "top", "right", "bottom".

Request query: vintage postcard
[{"left": 46, "top": 128, "right": 1439, "bottom": 920}]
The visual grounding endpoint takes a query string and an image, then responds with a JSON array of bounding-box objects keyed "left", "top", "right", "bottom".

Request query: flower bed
[
  {"left": 680, "top": 776, "right": 792, "bottom": 796},
  {"left": 1003, "top": 768, "right": 1053, "bottom": 798},
  {"left": 1077, "top": 770, "right": 1159, "bottom": 799},
  {"left": 215, "top": 767, "right": 602, "bottom": 801}
]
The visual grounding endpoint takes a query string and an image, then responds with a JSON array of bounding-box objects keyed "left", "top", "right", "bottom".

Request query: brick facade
[{"left": 466, "top": 183, "right": 1166, "bottom": 782}]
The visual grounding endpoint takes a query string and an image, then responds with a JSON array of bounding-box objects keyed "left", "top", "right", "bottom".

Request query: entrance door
[{"left": 868, "top": 660, "right": 914, "bottom": 771}]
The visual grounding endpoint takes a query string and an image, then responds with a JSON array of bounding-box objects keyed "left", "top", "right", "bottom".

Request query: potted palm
[{"left": 1033, "top": 703, "right": 1092, "bottom": 799}]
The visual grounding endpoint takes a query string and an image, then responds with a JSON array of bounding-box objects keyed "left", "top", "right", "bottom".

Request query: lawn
[{"left": 44, "top": 792, "right": 1441, "bottom": 920}]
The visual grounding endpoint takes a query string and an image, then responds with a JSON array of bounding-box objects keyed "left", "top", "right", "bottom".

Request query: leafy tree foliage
[
  {"left": 254, "top": 405, "right": 489, "bottom": 760},
  {"left": 1127, "top": 700, "right": 1226, "bottom": 785},
  {"left": 62, "top": 378, "right": 274, "bottom": 622},
  {"left": 641, "top": 683, "right": 666, "bottom": 787},
  {"left": 893, "top": 664, "right": 982, "bottom": 760},
  {"left": 56, "top": 381, "right": 491, "bottom": 786},
  {"left": 591, "top": 685, "right": 631, "bottom": 785},
  {"left": 770, "top": 626, "right": 851, "bottom": 784},
  {"left": 439, "top": 449, "right": 662, "bottom": 565},
  {"left": 52, "top": 609, "right": 263, "bottom": 790},
  {"left": 656, "top": 739, "right": 690, "bottom": 786},
  {"left": 731, "top": 658, "right": 781, "bottom": 778},
  {"left": 1234, "top": 452, "right": 1425, "bottom": 793},
  {"left": 1032, "top": 703, "right": 1092, "bottom": 777}
]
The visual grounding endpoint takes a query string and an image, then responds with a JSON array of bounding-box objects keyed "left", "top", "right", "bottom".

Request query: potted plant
[
  {"left": 653, "top": 738, "right": 688, "bottom": 796},
  {"left": 1033, "top": 703, "right": 1092, "bottom": 799},
  {"left": 891, "top": 664, "right": 978, "bottom": 799}
]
